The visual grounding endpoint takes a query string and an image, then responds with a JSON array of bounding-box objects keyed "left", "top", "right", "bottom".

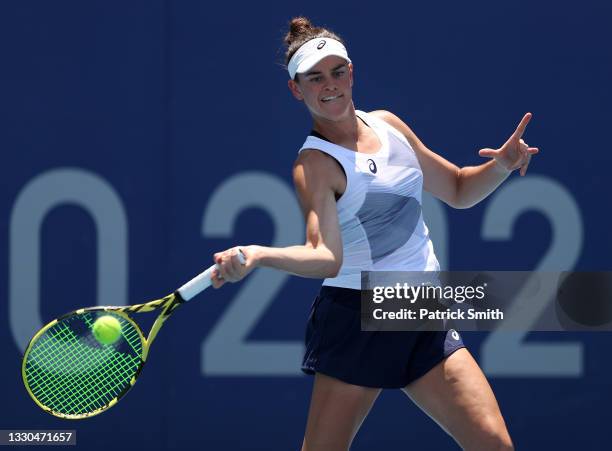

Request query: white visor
[{"left": 287, "top": 38, "right": 351, "bottom": 79}]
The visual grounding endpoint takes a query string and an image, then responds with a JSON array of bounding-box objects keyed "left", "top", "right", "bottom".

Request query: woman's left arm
[{"left": 371, "top": 110, "right": 539, "bottom": 209}]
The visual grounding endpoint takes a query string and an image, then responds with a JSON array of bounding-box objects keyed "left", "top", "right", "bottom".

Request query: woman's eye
[
  {"left": 334, "top": 71, "right": 345, "bottom": 77},
  {"left": 310, "top": 76, "right": 321, "bottom": 83}
]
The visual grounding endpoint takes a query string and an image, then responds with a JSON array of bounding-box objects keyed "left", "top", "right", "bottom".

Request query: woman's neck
[{"left": 311, "top": 105, "right": 365, "bottom": 146}]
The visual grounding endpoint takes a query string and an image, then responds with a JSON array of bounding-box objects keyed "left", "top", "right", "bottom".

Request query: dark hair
[{"left": 283, "top": 17, "right": 346, "bottom": 80}]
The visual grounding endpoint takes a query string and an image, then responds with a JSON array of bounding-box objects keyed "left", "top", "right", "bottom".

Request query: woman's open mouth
[{"left": 321, "top": 94, "right": 343, "bottom": 103}]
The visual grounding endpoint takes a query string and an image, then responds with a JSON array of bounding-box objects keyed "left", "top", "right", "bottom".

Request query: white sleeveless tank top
[{"left": 298, "top": 110, "right": 440, "bottom": 289}]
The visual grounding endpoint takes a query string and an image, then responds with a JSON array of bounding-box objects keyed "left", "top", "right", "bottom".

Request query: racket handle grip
[{"left": 177, "top": 249, "right": 246, "bottom": 301}]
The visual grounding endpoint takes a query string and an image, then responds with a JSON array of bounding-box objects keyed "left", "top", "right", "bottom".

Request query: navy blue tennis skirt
[{"left": 302, "top": 286, "right": 466, "bottom": 389}]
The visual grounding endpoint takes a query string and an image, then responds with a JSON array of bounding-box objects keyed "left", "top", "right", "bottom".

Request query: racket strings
[
  {"left": 29, "top": 341, "right": 132, "bottom": 414},
  {"left": 31, "top": 329, "right": 137, "bottom": 415},
  {"left": 24, "top": 312, "right": 143, "bottom": 417},
  {"left": 28, "top": 326, "right": 124, "bottom": 413},
  {"left": 35, "top": 332, "right": 135, "bottom": 412}
]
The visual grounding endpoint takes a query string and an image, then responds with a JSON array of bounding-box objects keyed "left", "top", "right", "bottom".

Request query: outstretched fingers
[
  {"left": 520, "top": 160, "right": 530, "bottom": 177},
  {"left": 478, "top": 148, "right": 498, "bottom": 158},
  {"left": 511, "top": 112, "right": 532, "bottom": 140}
]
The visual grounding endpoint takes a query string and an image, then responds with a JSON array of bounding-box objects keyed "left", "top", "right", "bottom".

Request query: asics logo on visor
[{"left": 317, "top": 40, "right": 326, "bottom": 49}]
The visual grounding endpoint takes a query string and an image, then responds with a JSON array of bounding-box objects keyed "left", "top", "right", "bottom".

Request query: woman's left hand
[{"left": 478, "top": 112, "right": 540, "bottom": 176}]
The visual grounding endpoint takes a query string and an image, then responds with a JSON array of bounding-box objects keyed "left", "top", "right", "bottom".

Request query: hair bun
[
  {"left": 285, "top": 17, "right": 313, "bottom": 46},
  {"left": 283, "top": 17, "right": 344, "bottom": 69}
]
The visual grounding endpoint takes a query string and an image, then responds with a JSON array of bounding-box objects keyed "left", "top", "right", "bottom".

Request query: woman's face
[{"left": 288, "top": 55, "right": 354, "bottom": 121}]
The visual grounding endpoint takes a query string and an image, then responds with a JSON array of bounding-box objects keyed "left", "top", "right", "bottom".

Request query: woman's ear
[{"left": 288, "top": 79, "right": 304, "bottom": 101}]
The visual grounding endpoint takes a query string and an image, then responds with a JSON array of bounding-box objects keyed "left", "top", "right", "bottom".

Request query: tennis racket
[{"left": 21, "top": 250, "right": 245, "bottom": 420}]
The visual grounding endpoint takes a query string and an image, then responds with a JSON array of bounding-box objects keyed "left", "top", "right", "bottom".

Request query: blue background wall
[{"left": 1, "top": 0, "right": 610, "bottom": 449}]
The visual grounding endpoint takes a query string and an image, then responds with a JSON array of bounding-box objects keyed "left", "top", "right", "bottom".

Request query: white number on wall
[{"left": 481, "top": 176, "right": 584, "bottom": 377}]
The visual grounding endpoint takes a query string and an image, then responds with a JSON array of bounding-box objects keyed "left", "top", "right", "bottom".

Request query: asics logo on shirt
[{"left": 367, "top": 159, "right": 377, "bottom": 174}]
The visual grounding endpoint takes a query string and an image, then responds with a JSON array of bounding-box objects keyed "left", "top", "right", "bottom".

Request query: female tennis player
[{"left": 211, "top": 17, "right": 537, "bottom": 451}]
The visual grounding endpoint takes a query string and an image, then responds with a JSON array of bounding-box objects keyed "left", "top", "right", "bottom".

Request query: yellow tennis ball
[{"left": 92, "top": 315, "right": 122, "bottom": 345}]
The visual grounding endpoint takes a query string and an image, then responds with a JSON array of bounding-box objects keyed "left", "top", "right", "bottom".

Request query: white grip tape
[{"left": 177, "top": 249, "right": 246, "bottom": 301}]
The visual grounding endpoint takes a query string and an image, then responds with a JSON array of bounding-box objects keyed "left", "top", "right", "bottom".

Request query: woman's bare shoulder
[{"left": 293, "top": 149, "right": 345, "bottom": 197}]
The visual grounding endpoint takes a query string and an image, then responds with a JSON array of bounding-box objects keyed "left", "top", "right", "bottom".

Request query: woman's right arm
[{"left": 211, "top": 149, "right": 344, "bottom": 288}]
